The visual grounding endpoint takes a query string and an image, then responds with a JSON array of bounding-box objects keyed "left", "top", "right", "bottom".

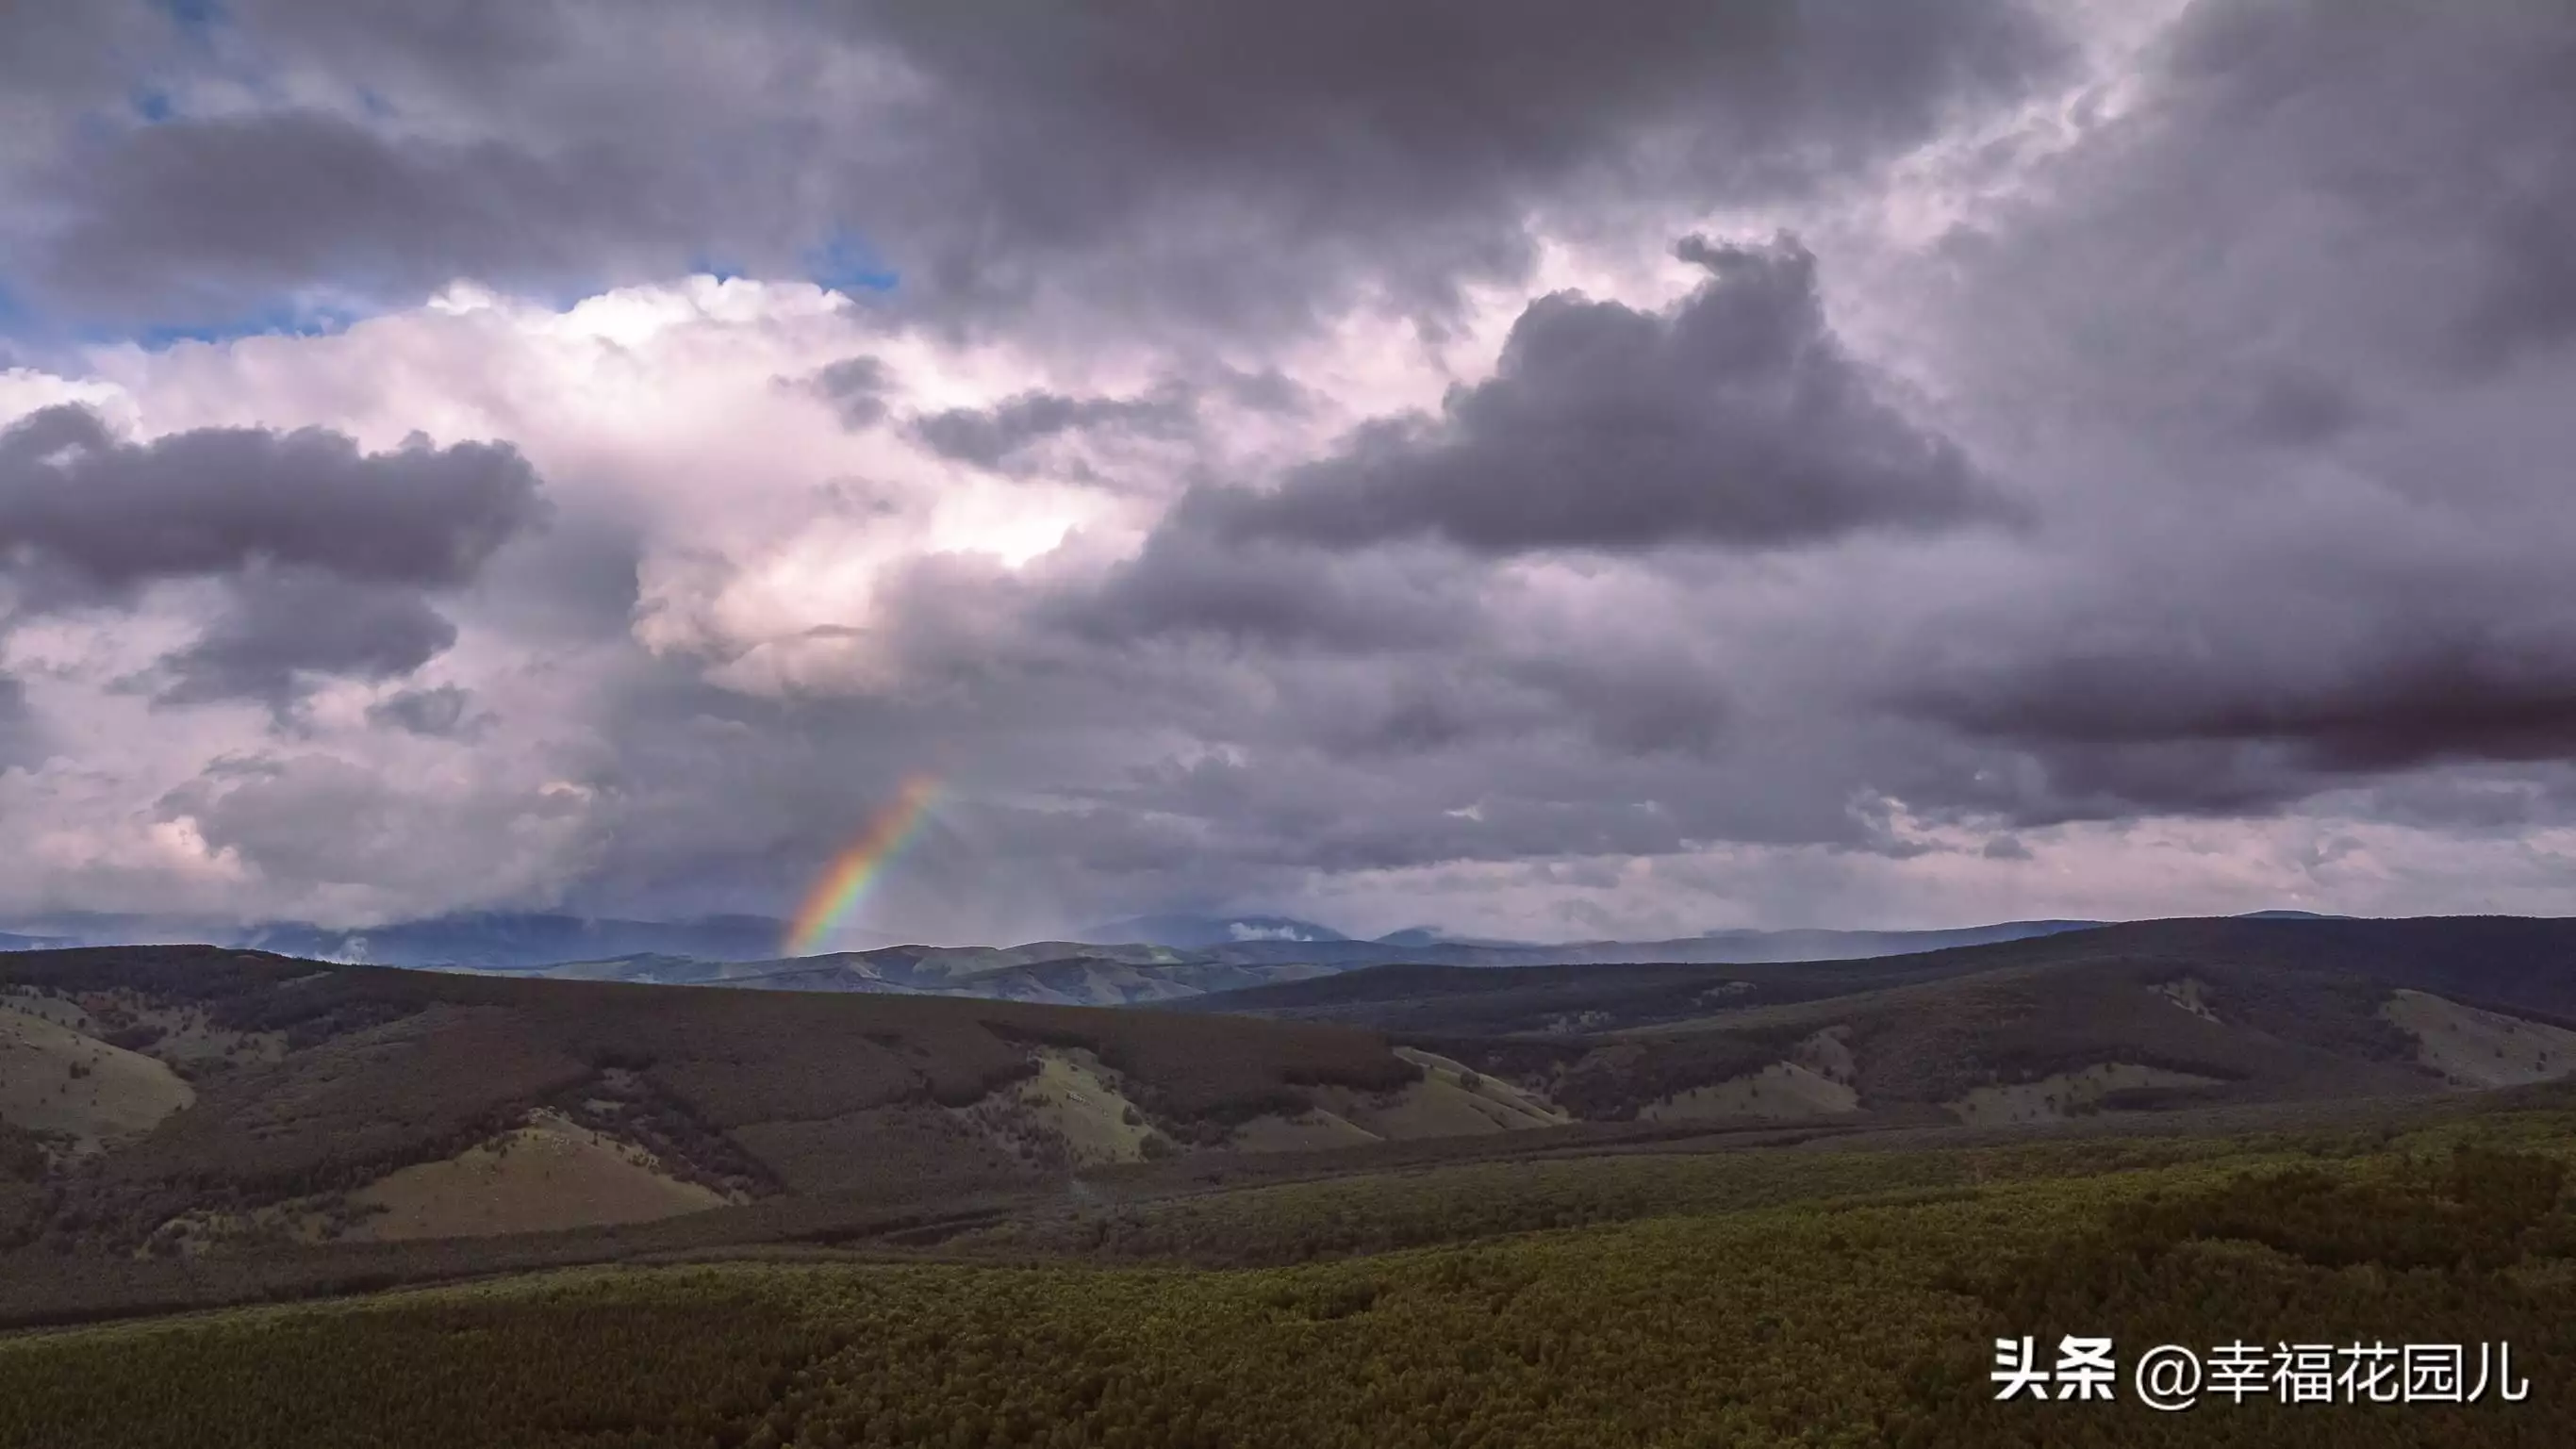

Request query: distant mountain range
[
  {"left": 0, "top": 911, "right": 788, "bottom": 969},
  {"left": 0, "top": 906, "right": 2366, "bottom": 1009},
  {"left": 1083, "top": 914, "right": 1355, "bottom": 948},
  {"left": 0, "top": 907, "right": 2137, "bottom": 1008}
]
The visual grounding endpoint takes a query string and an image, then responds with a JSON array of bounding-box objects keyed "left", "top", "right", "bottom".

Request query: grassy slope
[
  {"left": 1183, "top": 915, "right": 2576, "bottom": 1032},
  {"left": 9, "top": 919, "right": 2576, "bottom": 1353},
  {"left": 0, "top": 1005, "right": 193, "bottom": 1151},
  {"left": 7, "top": 1094, "right": 2575, "bottom": 1447},
  {"left": 1186, "top": 915, "right": 2576, "bottom": 1122},
  {"left": 0, "top": 947, "right": 1421, "bottom": 1255}
]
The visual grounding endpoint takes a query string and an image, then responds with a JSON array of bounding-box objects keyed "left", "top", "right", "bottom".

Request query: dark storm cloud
[
  {"left": 1862, "top": 0, "right": 2576, "bottom": 831},
  {"left": 529, "top": 663, "right": 1003, "bottom": 919},
  {"left": 150, "top": 572, "right": 458, "bottom": 710},
  {"left": 367, "top": 683, "right": 484, "bottom": 739},
  {"left": 812, "top": 356, "right": 895, "bottom": 430},
  {"left": 834, "top": 0, "right": 2067, "bottom": 325},
  {"left": 26, "top": 111, "right": 718, "bottom": 326},
  {"left": 24, "top": 0, "right": 2576, "bottom": 937},
  {"left": 6, "top": 0, "right": 2069, "bottom": 331},
  {"left": 0, "top": 2, "right": 160, "bottom": 104},
  {"left": 1, "top": 404, "right": 544, "bottom": 710},
  {"left": 2331, "top": 767, "right": 2576, "bottom": 836},
  {"left": 1074, "top": 533, "right": 1484, "bottom": 654},
  {"left": 1934, "top": 0, "right": 2576, "bottom": 453},
  {"left": 229, "top": 0, "right": 575, "bottom": 78},
  {"left": 2131, "top": 0, "right": 2576, "bottom": 379},
  {"left": 981, "top": 233, "right": 2019, "bottom": 891},
  {"left": 1904, "top": 608, "right": 2576, "bottom": 794},
  {"left": 912, "top": 385, "right": 1196, "bottom": 472},
  {"left": 0, "top": 403, "right": 543, "bottom": 604},
  {"left": 1162, "top": 237, "right": 2008, "bottom": 556}
]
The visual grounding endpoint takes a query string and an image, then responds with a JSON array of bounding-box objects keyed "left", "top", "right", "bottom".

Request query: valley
[{"left": 7, "top": 914, "right": 2576, "bottom": 1445}]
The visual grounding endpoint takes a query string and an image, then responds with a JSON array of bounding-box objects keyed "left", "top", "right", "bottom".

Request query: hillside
[
  {"left": 1168, "top": 915, "right": 2576, "bottom": 1124},
  {"left": 8, "top": 911, "right": 2120, "bottom": 1008},
  {"left": 1, "top": 912, "right": 793, "bottom": 970},
  {"left": 6, "top": 915, "right": 2576, "bottom": 1332},
  {"left": 493, "top": 944, "right": 1345, "bottom": 1006},
  {"left": 0, "top": 947, "right": 1439, "bottom": 1271},
  {"left": 432, "top": 918, "right": 2118, "bottom": 1009},
  {"left": 9, "top": 1086, "right": 2576, "bottom": 1448},
  {"left": 1184, "top": 914, "right": 2576, "bottom": 1030}
]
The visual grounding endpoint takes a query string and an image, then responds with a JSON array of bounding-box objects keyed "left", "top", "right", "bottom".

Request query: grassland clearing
[
  {"left": 9, "top": 1092, "right": 2576, "bottom": 1447},
  {"left": 7, "top": 917, "right": 2575, "bottom": 1400},
  {"left": 1946, "top": 1062, "right": 2226, "bottom": 1125},
  {"left": 2382, "top": 988, "right": 2576, "bottom": 1088},
  {"left": 970, "top": 1047, "right": 1165, "bottom": 1168},
  {"left": 1228, "top": 1109, "right": 1386, "bottom": 1153},
  {"left": 2150, "top": 975, "right": 2221, "bottom": 1022},
  {"left": 1638, "top": 1061, "right": 1860, "bottom": 1121},
  {"left": 344, "top": 1111, "right": 734, "bottom": 1240},
  {"left": 0, "top": 1005, "right": 193, "bottom": 1155}
]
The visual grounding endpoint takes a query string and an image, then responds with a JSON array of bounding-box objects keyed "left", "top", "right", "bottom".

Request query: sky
[{"left": 3, "top": 0, "right": 2574, "bottom": 947}]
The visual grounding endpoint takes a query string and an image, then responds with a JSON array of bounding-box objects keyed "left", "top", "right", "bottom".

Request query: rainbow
[{"left": 783, "top": 775, "right": 944, "bottom": 956}]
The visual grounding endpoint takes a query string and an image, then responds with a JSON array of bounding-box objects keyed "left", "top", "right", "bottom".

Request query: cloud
[
  {"left": 0, "top": 671, "right": 40, "bottom": 768},
  {"left": 1075, "top": 534, "right": 1485, "bottom": 653},
  {"left": 148, "top": 571, "right": 459, "bottom": 709},
  {"left": 1846, "top": 0, "right": 2576, "bottom": 827},
  {"left": 0, "top": 403, "right": 545, "bottom": 713},
  {"left": 822, "top": 0, "right": 2067, "bottom": 327},
  {"left": 1905, "top": 609, "right": 2576, "bottom": 786},
  {"left": 812, "top": 355, "right": 895, "bottom": 430},
  {"left": 25, "top": 109, "right": 711, "bottom": 329},
  {"left": 1166, "top": 237, "right": 2012, "bottom": 555},
  {"left": 5, "top": 0, "right": 2069, "bottom": 335},
  {"left": 366, "top": 683, "right": 483, "bottom": 739},
  {"left": 153, "top": 750, "right": 594, "bottom": 915},
  {"left": 911, "top": 384, "right": 1196, "bottom": 472},
  {"left": 0, "top": 403, "right": 544, "bottom": 605},
  {"left": 8, "top": 3, "right": 2576, "bottom": 942}
]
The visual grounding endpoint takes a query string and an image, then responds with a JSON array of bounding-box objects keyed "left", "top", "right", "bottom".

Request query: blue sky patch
[
  {"left": 96, "top": 298, "right": 368, "bottom": 352},
  {"left": 804, "top": 231, "right": 900, "bottom": 296},
  {"left": 690, "top": 253, "right": 748, "bottom": 284},
  {"left": 0, "top": 282, "right": 36, "bottom": 337}
]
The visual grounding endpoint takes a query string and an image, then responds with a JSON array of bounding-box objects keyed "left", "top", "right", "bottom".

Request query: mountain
[
  {"left": 1686, "top": 919, "right": 2103, "bottom": 961},
  {"left": 481, "top": 943, "right": 1342, "bottom": 1006},
  {"left": 0, "top": 912, "right": 795, "bottom": 969},
  {"left": 1082, "top": 913, "right": 1353, "bottom": 948},
  {"left": 1373, "top": 927, "right": 1536, "bottom": 948},
  {"left": 452, "top": 918, "right": 2115, "bottom": 1008},
  {"left": 6, "top": 910, "right": 2116, "bottom": 995},
  {"left": 1164, "top": 914, "right": 2576, "bottom": 1124},
  {"left": 1083, "top": 915, "right": 2112, "bottom": 963},
  {"left": 6, "top": 911, "right": 2136, "bottom": 1012},
  {"left": 10, "top": 914, "right": 2576, "bottom": 1333},
  {"left": 1173, "top": 913, "right": 2576, "bottom": 1050},
  {"left": 0, "top": 942, "right": 1503, "bottom": 1301}
]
